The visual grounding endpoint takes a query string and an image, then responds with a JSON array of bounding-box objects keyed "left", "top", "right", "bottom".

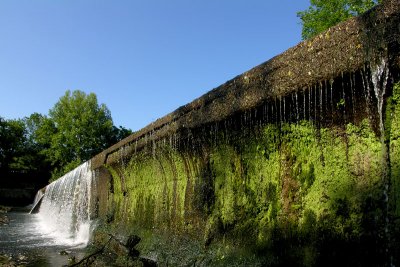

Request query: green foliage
[
  {"left": 337, "top": 98, "right": 346, "bottom": 108},
  {"left": 45, "top": 90, "right": 133, "bottom": 181},
  {"left": 298, "top": 0, "right": 380, "bottom": 40},
  {"left": 23, "top": 113, "right": 55, "bottom": 170},
  {"left": 0, "top": 117, "right": 27, "bottom": 171},
  {"left": 2, "top": 90, "right": 132, "bottom": 183},
  {"left": 48, "top": 90, "right": 113, "bottom": 166},
  {"left": 0, "top": 115, "right": 52, "bottom": 189},
  {"left": 24, "top": 112, "right": 56, "bottom": 150},
  {"left": 109, "top": 126, "right": 133, "bottom": 145}
]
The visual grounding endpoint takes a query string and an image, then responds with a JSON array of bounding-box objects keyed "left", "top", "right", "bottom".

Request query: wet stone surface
[
  {"left": 0, "top": 206, "right": 10, "bottom": 225},
  {"left": 0, "top": 253, "right": 30, "bottom": 267}
]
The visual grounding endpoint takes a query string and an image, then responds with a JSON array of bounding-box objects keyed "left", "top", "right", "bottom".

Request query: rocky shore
[{"left": 0, "top": 205, "right": 10, "bottom": 225}]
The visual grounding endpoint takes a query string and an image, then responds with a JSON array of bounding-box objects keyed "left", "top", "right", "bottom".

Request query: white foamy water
[
  {"left": 0, "top": 212, "right": 88, "bottom": 267},
  {"left": 36, "top": 161, "right": 96, "bottom": 247}
]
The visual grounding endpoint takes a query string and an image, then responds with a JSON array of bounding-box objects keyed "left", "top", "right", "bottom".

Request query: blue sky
[{"left": 0, "top": 0, "right": 310, "bottom": 131}]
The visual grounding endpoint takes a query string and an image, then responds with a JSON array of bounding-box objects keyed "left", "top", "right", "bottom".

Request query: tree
[
  {"left": 2, "top": 91, "right": 133, "bottom": 182},
  {"left": 25, "top": 113, "right": 53, "bottom": 146},
  {"left": 0, "top": 115, "right": 52, "bottom": 176},
  {"left": 23, "top": 113, "right": 54, "bottom": 172},
  {"left": 46, "top": 90, "right": 114, "bottom": 179},
  {"left": 108, "top": 125, "right": 133, "bottom": 145},
  {"left": 297, "top": 0, "right": 380, "bottom": 40},
  {"left": 0, "top": 117, "right": 27, "bottom": 172}
]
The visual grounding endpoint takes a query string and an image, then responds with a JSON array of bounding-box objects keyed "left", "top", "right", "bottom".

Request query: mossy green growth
[
  {"left": 106, "top": 145, "right": 204, "bottom": 235},
  {"left": 101, "top": 103, "right": 396, "bottom": 265},
  {"left": 203, "top": 119, "right": 387, "bottom": 265},
  {"left": 389, "top": 82, "right": 400, "bottom": 216}
]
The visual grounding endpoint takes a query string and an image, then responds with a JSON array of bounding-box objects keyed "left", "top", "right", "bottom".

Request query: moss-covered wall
[
  {"left": 88, "top": 1, "right": 400, "bottom": 266},
  {"left": 389, "top": 82, "right": 400, "bottom": 251},
  {"left": 92, "top": 77, "right": 400, "bottom": 266}
]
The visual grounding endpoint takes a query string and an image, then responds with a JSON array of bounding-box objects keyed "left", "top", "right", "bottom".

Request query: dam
[{"left": 29, "top": 0, "right": 400, "bottom": 266}]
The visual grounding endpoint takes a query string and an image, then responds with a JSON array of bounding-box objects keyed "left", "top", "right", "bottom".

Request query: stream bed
[{"left": 0, "top": 211, "right": 86, "bottom": 267}]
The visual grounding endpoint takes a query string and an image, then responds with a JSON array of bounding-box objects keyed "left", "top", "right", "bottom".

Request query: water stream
[
  {"left": 0, "top": 211, "right": 86, "bottom": 266},
  {"left": 0, "top": 161, "right": 97, "bottom": 266}
]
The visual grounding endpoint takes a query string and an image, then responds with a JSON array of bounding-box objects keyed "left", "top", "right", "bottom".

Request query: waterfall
[
  {"left": 371, "top": 58, "right": 392, "bottom": 266},
  {"left": 29, "top": 187, "right": 45, "bottom": 214},
  {"left": 36, "top": 161, "right": 96, "bottom": 247},
  {"left": 372, "top": 58, "right": 389, "bottom": 139}
]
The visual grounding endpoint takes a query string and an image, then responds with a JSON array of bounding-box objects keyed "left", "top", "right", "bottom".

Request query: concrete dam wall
[{"left": 85, "top": 1, "right": 400, "bottom": 266}]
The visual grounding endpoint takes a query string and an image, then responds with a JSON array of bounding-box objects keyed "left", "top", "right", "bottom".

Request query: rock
[
  {"left": 139, "top": 257, "right": 158, "bottom": 267},
  {"left": 0, "top": 254, "right": 16, "bottom": 267},
  {"left": 59, "top": 250, "right": 69, "bottom": 256},
  {"left": 126, "top": 235, "right": 141, "bottom": 248},
  {"left": 0, "top": 254, "right": 11, "bottom": 263},
  {"left": 18, "top": 254, "right": 27, "bottom": 261},
  {"left": 126, "top": 235, "right": 141, "bottom": 257},
  {"left": 106, "top": 233, "right": 142, "bottom": 258},
  {"left": 0, "top": 206, "right": 10, "bottom": 225},
  {"left": 68, "top": 255, "right": 76, "bottom": 264},
  {"left": 0, "top": 214, "right": 9, "bottom": 225}
]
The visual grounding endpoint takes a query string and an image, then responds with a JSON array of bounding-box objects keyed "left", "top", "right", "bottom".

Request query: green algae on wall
[
  {"left": 106, "top": 145, "right": 205, "bottom": 233},
  {"left": 99, "top": 108, "right": 396, "bottom": 266},
  {"left": 201, "top": 119, "right": 388, "bottom": 266},
  {"left": 387, "top": 82, "right": 400, "bottom": 262},
  {"left": 389, "top": 82, "right": 400, "bottom": 218},
  {"left": 96, "top": 75, "right": 400, "bottom": 266},
  {"left": 93, "top": 58, "right": 400, "bottom": 266}
]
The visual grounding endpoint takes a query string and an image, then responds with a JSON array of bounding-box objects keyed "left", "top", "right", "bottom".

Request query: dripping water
[
  {"left": 342, "top": 72, "right": 347, "bottom": 124},
  {"left": 372, "top": 59, "right": 389, "bottom": 139},
  {"left": 135, "top": 139, "right": 138, "bottom": 154},
  {"left": 361, "top": 67, "right": 373, "bottom": 123},
  {"left": 371, "top": 58, "right": 392, "bottom": 266},
  {"left": 320, "top": 82, "right": 323, "bottom": 123},
  {"left": 282, "top": 97, "right": 286, "bottom": 123},
  {"left": 314, "top": 85, "right": 317, "bottom": 122},
  {"left": 295, "top": 92, "right": 299, "bottom": 122},
  {"left": 330, "top": 79, "right": 334, "bottom": 123},
  {"left": 324, "top": 80, "right": 328, "bottom": 123},
  {"left": 351, "top": 73, "right": 356, "bottom": 117},
  {"left": 304, "top": 89, "right": 307, "bottom": 121},
  {"left": 308, "top": 86, "right": 311, "bottom": 121}
]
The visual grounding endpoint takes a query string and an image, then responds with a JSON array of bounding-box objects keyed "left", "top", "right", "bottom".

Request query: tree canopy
[
  {"left": 297, "top": 0, "right": 380, "bottom": 40},
  {"left": 48, "top": 90, "right": 113, "bottom": 169},
  {"left": 0, "top": 90, "right": 132, "bottom": 183},
  {"left": 0, "top": 117, "right": 26, "bottom": 171},
  {"left": 44, "top": 90, "right": 132, "bottom": 180}
]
